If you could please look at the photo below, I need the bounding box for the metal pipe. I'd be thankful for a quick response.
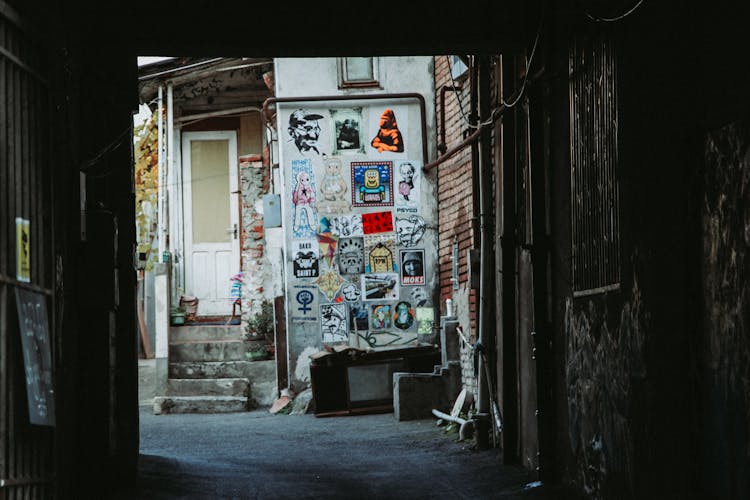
[476,56,496,421]
[167,83,175,289]
[157,85,165,257]
[261,93,429,165]
[175,105,262,124]
[438,84,462,154]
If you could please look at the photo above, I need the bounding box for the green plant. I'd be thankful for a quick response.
[246,300,275,341]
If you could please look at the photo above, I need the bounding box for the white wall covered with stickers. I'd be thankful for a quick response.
[274,57,438,392]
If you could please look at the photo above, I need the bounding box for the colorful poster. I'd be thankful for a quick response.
[291,284,319,323]
[416,307,434,334]
[364,234,396,273]
[287,109,324,155]
[362,211,394,234]
[393,301,416,331]
[329,214,363,237]
[351,161,393,207]
[394,160,420,209]
[319,156,350,213]
[370,108,405,154]
[362,273,399,301]
[394,215,426,247]
[400,249,425,286]
[337,237,365,275]
[331,108,365,155]
[314,269,344,302]
[349,302,369,331]
[292,240,319,278]
[370,303,393,330]
[320,303,348,343]
[291,159,319,238]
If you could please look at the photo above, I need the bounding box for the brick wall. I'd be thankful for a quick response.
[240,159,272,335]
[434,56,478,398]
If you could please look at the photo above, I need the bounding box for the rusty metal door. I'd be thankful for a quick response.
[0,2,55,497]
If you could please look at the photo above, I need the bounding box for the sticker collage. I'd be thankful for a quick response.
[286,105,434,348]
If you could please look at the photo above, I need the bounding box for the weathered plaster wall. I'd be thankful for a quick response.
[275,57,437,391]
[701,122,750,499]
[240,159,276,332]
[564,272,648,499]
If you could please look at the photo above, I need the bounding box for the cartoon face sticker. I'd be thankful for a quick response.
[395,215,426,247]
[393,301,415,330]
[337,237,364,275]
[364,169,380,189]
[340,282,361,302]
[370,304,392,330]
[288,109,323,154]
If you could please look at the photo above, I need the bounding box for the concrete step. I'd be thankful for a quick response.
[169,359,275,380]
[153,396,247,414]
[166,378,248,397]
[170,324,243,342]
[249,379,277,408]
[169,339,247,362]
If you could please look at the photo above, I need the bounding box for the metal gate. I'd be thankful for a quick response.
[0,2,55,497]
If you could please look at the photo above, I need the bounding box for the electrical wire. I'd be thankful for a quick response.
[444,5,544,131]
[585,0,644,22]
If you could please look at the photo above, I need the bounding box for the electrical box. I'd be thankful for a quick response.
[263,194,282,228]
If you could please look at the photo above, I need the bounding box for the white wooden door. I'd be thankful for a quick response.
[182,131,239,316]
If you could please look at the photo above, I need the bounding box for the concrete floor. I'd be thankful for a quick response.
[114,406,559,499]
[131,358,558,499]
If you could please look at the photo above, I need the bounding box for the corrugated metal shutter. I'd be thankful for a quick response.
[569,34,621,296]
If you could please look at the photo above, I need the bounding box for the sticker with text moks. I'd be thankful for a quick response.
[400,249,425,286]
[351,161,393,207]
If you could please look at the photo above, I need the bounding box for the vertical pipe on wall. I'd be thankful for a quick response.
[156,86,164,258]
[167,83,175,301]
[477,55,496,424]
[500,54,519,463]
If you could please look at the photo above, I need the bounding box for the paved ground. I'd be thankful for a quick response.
[115,404,558,499]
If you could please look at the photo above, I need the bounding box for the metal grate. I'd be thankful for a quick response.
[1,3,55,498]
[569,35,621,296]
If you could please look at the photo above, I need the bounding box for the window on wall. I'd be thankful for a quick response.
[338,57,379,88]
[569,35,621,296]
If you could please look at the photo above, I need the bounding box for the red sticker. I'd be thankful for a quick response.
[362,211,394,234]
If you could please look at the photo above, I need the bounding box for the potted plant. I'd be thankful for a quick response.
[170,306,186,326]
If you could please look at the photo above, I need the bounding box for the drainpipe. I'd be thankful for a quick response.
[167,83,176,301]
[157,85,165,258]
[476,55,496,444]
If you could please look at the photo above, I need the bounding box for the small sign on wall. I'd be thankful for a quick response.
[14,288,55,426]
[16,217,30,283]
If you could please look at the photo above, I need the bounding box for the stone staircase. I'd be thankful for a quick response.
[153,324,276,414]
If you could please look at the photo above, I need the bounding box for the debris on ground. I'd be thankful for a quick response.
[269,388,295,414]
[289,388,313,415]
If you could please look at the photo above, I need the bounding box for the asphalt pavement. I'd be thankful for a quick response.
[112,405,560,499]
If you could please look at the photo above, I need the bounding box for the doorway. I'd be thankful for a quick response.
[181,131,240,317]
